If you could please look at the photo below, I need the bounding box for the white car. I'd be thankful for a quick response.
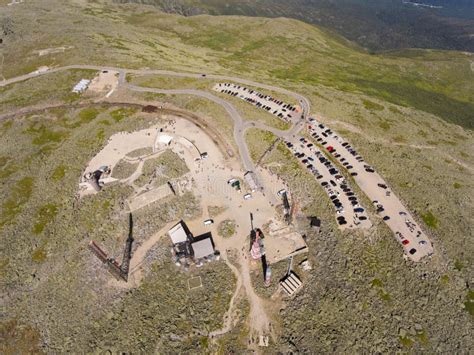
[203,219,214,226]
[243,193,252,200]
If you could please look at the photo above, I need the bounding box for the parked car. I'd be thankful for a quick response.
[203,219,214,226]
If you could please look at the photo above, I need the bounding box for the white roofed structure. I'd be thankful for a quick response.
[168,222,188,245]
[191,237,214,259]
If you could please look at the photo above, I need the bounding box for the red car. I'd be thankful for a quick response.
[402,239,410,245]
[327,146,334,152]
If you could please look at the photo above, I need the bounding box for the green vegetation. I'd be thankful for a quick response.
[126,147,153,158]
[245,129,278,163]
[135,150,189,187]
[421,211,439,229]
[51,165,67,181]
[453,182,462,189]
[1,177,34,230]
[399,336,414,347]
[111,159,138,179]
[464,290,474,316]
[32,204,59,234]
[0,70,95,115]
[363,99,385,112]
[109,107,138,122]
[3,1,473,129]
[78,108,100,124]
[31,244,47,263]
[455,260,464,271]
[217,219,236,238]
[207,205,227,218]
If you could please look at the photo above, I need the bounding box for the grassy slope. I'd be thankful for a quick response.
[0,0,473,352]
[0,0,473,129]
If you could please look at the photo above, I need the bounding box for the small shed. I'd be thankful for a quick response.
[168,222,189,245]
[244,171,259,192]
[191,237,215,260]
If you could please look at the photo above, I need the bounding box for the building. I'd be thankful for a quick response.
[72,79,91,93]
[191,234,215,260]
[168,221,190,245]
[244,171,259,192]
[168,223,216,267]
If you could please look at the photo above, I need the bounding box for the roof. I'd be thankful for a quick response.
[158,134,173,145]
[191,238,214,259]
[244,171,258,191]
[168,222,188,244]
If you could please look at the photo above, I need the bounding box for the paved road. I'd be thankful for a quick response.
[1,65,309,204]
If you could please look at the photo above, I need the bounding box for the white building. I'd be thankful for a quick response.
[244,171,259,192]
[168,222,189,245]
[72,79,91,93]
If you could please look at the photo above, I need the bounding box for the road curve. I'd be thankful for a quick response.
[1,64,310,204]
[0,65,310,119]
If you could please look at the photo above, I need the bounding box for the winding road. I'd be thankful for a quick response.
[1,65,309,205]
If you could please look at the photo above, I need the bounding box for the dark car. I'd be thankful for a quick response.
[409,248,417,255]
[321,181,328,187]
[346,192,354,197]
[302,159,308,164]
[351,200,358,206]
[338,219,347,225]
[359,216,367,221]
[383,216,390,221]
[354,207,364,213]
[378,183,388,189]
[330,180,337,187]
[330,195,338,200]
[351,172,358,176]
[316,175,323,179]
[329,168,338,175]
[348,196,357,201]
[342,142,348,147]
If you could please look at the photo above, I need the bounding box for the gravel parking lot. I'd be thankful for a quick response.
[284,137,372,230]
[214,83,303,123]
[308,118,434,261]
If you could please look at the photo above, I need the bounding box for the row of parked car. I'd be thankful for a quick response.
[286,137,368,226]
[216,83,297,122]
[307,118,434,258]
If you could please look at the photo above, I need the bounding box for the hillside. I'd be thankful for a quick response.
[114,0,474,52]
[0,0,473,353]
[1,1,473,129]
